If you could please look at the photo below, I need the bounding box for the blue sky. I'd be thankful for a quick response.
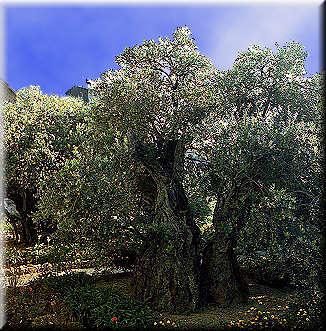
[4,3,322,97]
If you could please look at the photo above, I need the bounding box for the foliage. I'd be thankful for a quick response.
[43,271,93,295]
[186,40,324,292]
[236,186,323,289]
[5,242,52,267]
[87,26,221,251]
[92,26,218,143]
[5,271,94,329]
[3,86,92,243]
[1,86,138,267]
[4,240,323,329]
[5,240,99,276]
[32,108,143,269]
[190,41,323,206]
[66,283,159,329]
[216,42,321,122]
[4,86,90,194]
[34,26,222,274]
[3,27,324,318]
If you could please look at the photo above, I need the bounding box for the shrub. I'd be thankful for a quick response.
[66,283,159,329]
[3,86,92,244]
[42,271,93,296]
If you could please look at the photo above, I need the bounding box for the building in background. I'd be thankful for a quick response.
[65,79,97,103]
[65,85,89,103]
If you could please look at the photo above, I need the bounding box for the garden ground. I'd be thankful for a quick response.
[2,239,323,330]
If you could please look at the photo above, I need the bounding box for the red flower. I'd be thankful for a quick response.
[29,287,33,292]
[111,317,118,322]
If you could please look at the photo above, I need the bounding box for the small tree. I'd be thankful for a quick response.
[3,86,91,244]
[34,113,142,269]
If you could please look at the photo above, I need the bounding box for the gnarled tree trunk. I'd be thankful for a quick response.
[200,199,249,306]
[8,190,38,245]
[132,138,201,313]
[11,221,22,243]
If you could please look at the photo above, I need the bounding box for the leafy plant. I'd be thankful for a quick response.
[66,283,159,328]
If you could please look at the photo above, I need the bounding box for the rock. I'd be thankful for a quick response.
[3,198,21,218]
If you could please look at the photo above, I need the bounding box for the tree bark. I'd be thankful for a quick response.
[22,218,37,245]
[11,221,21,243]
[21,190,38,245]
[132,138,201,313]
[200,199,249,306]
[9,190,38,245]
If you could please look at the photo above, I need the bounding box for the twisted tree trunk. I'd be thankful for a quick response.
[9,190,38,245]
[132,138,201,313]
[200,198,249,306]
[11,221,22,243]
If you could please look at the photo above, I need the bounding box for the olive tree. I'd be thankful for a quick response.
[33,113,145,270]
[7,30,322,317]
[3,86,91,244]
[91,26,219,312]
[188,42,323,306]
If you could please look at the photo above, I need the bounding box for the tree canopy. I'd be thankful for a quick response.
[3,27,324,314]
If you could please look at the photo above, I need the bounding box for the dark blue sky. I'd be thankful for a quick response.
[4,4,321,97]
